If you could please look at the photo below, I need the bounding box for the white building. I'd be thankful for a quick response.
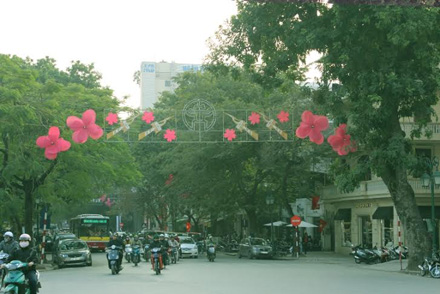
[140,61,202,109]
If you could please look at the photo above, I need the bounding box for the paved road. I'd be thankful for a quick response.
[38,252,439,294]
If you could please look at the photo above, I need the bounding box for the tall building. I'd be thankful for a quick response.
[140,61,202,109]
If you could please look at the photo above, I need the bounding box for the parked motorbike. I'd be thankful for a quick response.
[124,244,132,263]
[351,245,380,264]
[2,260,41,294]
[107,245,123,275]
[207,245,216,262]
[131,245,141,266]
[419,254,440,278]
[150,247,162,275]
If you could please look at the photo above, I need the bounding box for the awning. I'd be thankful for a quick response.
[286,221,318,228]
[334,208,351,222]
[418,206,440,219]
[263,221,287,227]
[372,207,394,220]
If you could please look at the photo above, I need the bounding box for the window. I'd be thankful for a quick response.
[165,80,171,87]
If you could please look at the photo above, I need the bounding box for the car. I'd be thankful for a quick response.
[52,233,78,251]
[238,237,273,259]
[179,237,198,258]
[53,239,92,268]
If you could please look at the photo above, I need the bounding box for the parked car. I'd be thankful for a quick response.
[238,237,273,259]
[53,239,92,268]
[179,237,198,258]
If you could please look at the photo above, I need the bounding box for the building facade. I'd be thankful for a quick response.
[320,117,440,254]
[140,61,202,109]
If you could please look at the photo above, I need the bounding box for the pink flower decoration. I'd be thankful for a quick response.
[99,195,107,202]
[327,124,357,156]
[224,129,236,141]
[106,112,118,125]
[36,126,71,160]
[277,110,290,123]
[248,112,261,125]
[142,111,155,124]
[164,129,176,142]
[295,110,329,145]
[66,109,103,144]
[105,198,112,208]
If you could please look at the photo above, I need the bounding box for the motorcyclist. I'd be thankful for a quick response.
[0,231,19,255]
[149,234,164,269]
[107,233,124,270]
[161,234,170,265]
[5,234,39,294]
[170,236,180,261]
[131,235,143,247]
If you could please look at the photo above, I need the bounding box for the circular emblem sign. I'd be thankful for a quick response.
[182,99,216,132]
[290,215,302,227]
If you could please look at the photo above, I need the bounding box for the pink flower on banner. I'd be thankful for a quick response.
[277,110,290,123]
[295,110,329,145]
[248,112,261,125]
[164,129,176,142]
[106,112,118,125]
[105,198,112,208]
[36,126,71,160]
[327,124,357,156]
[99,195,107,202]
[142,111,155,124]
[66,109,103,144]
[224,129,236,141]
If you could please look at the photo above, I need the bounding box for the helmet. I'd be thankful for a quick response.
[153,234,159,240]
[159,234,164,238]
[3,231,13,238]
[19,234,31,241]
[164,234,169,238]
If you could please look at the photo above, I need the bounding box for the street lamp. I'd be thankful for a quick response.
[266,194,275,246]
[421,156,440,256]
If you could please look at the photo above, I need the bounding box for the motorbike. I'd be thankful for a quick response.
[107,245,123,275]
[131,245,141,266]
[124,244,132,263]
[2,260,41,294]
[0,252,9,282]
[150,247,162,275]
[143,244,151,261]
[419,254,440,278]
[171,247,178,264]
[207,245,216,262]
[351,245,380,264]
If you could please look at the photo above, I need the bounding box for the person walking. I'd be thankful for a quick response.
[303,232,309,255]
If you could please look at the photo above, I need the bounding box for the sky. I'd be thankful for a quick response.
[0,0,238,109]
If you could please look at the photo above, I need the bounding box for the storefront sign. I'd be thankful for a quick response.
[355,203,372,208]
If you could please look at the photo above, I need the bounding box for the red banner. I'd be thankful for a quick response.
[312,196,320,210]
[318,219,327,233]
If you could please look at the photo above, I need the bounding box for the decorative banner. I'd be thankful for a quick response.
[138,117,173,140]
[295,110,329,145]
[223,129,237,141]
[36,126,71,160]
[66,109,103,144]
[248,112,261,125]
[226,113,259,141]
[318,219,327,233]
[259,112,288,140]
[312,196,320,210]
[106,112,118,125]
[107,121,130,139]
[277,110,290,123]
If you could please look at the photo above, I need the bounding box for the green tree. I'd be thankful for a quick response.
[0,54,141,235]
[207,2,440,269]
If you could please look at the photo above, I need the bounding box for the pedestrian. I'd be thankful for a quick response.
[303,232,309,255]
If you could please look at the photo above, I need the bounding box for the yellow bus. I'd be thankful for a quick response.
[70,214,110,251]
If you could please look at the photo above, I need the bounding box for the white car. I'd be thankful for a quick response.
[179,237,198,258]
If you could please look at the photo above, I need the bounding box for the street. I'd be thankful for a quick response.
[38,252,439,294]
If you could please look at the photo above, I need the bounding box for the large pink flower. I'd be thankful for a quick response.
[36,126,71,160]
[328,124,356,156]
[295,111,329,145]
[66,109,103,144]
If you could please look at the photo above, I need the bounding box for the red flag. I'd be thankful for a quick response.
[312,196,320,210]
[318,219,327,233]
[165,174,174,185]
[186,222,191,232]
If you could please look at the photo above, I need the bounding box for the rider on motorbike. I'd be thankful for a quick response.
[0,231,19,255]
[131,235,143,247]
[5,234,39,294]
[107,233,124,270]
[160,234,170,265]
[150,234,164,269]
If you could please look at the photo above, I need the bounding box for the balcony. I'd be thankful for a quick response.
[401,122,440,142]
[321,178,437,202]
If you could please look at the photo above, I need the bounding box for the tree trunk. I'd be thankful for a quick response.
[24,187,33,237]
[245,208,258,236]
[381,162,431,270]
